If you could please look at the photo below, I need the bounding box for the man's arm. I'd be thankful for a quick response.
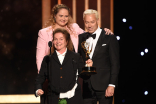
[109,35,120,85]
[106,35,120,97]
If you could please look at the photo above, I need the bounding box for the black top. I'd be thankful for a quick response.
[35,49,84,95]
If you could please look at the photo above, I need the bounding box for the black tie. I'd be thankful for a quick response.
[88,33,96,39]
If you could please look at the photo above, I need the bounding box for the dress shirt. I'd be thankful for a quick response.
[87,27,102,59]
[55,48,67,64]
[86,27,115,88]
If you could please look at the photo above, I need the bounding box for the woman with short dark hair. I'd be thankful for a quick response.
[35,28,92,104]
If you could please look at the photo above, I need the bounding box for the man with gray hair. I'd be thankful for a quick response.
[78,9,120,104]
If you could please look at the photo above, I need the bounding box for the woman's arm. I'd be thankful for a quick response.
[36,30,48,73]
[104,28,114,35]
[72,23,85,35]
[73,23,114,35]
[35,56,48,96]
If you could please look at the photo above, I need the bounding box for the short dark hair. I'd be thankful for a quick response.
[51,28,73,54]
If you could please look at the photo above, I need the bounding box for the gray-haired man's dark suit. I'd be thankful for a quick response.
[78,29,120,104]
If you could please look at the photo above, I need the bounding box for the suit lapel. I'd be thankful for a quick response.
[92,29,105,59]
[62,50,71,66]
[52,51,61,65]
[81,32,90,42]
[52,50,72,66]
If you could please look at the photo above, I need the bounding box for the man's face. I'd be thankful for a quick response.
[84,14,99,34]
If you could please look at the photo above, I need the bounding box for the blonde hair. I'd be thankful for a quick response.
[83,9,99,20]
[44,4,74,34]
[51,28,73,54]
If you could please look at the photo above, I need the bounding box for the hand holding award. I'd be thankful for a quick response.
[80,40,97,75]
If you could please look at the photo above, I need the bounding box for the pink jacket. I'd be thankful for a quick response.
[36,23,84,72]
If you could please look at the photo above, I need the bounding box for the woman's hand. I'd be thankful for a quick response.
[37,89,44,96]
[104,28,114,35]
[86,59,93,67]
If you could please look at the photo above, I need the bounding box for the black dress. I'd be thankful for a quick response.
[35,50,84,104]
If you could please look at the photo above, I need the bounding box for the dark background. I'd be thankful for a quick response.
[0,0,41,94]
[114,0,155,104]
[0,0,155,104]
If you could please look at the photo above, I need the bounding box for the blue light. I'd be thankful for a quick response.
[122,99,125,103]
[129,26,133,30]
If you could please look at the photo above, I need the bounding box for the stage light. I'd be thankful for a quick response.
[116,36,120,40]
[140,51,144,56]
[144,48,148,53]
[0,94,40,103]
[129,26,132,30]
[122,18,126,23]
[144,91,148,95]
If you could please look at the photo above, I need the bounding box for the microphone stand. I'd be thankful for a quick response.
[48,41,52,79]
[47,41,52,104]
[48,41,52,55]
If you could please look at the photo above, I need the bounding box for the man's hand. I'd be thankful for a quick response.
[105,86,115,97]
[104,28,114,35]
[37,89,44,96]
[86,59,93,67]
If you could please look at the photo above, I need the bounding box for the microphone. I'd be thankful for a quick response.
[48,41,52,55]
[48,41,52,47]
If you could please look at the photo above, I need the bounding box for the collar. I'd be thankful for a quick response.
[56,48,67,56]
[92,27,101,35]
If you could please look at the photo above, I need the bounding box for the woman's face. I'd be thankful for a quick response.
[53,32,67,52]
[55,8,69,27]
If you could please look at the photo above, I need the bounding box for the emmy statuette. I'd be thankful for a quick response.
[80,41,97,75]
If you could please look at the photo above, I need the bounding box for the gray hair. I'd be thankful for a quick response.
[83,9,99,20]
